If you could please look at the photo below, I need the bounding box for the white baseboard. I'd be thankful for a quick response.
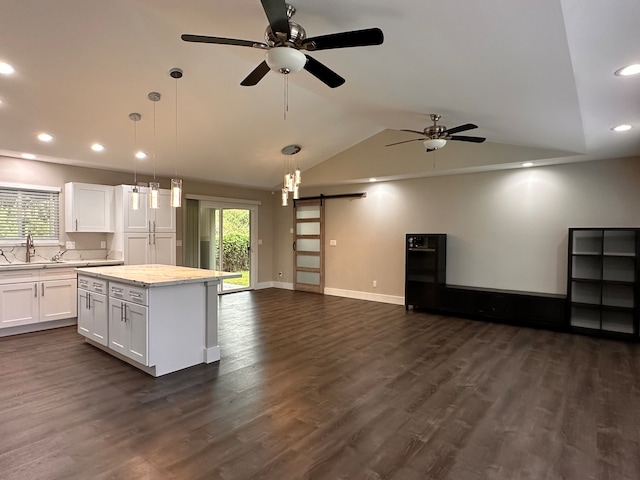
[204,345,221,363]
[256,281,274,289]
[269,282,404,305]
[323,287,404,305]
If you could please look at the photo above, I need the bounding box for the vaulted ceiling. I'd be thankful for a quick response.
[0,0,638,189]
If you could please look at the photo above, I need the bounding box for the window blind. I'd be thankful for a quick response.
[0,186,60,242]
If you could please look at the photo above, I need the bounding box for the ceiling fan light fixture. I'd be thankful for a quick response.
[614,64,640,76]
[266,47,306,74]
[423,138,447,150]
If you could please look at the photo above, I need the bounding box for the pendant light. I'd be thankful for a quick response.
[148,91,161,209]
[169,67,183,208]
[281,144,302,206]
[128,112,142,210]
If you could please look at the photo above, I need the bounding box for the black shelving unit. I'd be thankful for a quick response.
[568,228,640,338]
[405,234,446,310]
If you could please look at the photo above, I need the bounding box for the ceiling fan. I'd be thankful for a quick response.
[386,114,486,152]
[181,0,383,88]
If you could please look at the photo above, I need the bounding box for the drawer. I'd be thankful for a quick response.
[0,269,39,285]
[110,282,148,306]
[78,275,107,294]
[39,267,76,281]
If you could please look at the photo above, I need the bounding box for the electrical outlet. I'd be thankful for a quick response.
[65,241,75,250]
[373,280,377,287]
[258,239,263,245]
[100,241,106,249]
[278,272,283,277]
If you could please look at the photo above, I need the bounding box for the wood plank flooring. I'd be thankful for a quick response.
[1,288,640,479]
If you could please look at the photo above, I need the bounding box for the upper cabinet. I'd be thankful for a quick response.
[64,182,114,232]
[114,185,175,234]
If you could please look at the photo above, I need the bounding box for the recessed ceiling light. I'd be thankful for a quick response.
[37,133,53,142]
[21,153,36,160]
[135,151,147,159]
[0,62,15,75]
[91,143,105,152]
[612,124,632,132]
[522,162,534,167]
[369,178,377,182]
[614,64,640,76]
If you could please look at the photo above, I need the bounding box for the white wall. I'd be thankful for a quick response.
[273,157,640,297]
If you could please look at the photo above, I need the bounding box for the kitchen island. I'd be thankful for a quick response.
[75,264,239,376]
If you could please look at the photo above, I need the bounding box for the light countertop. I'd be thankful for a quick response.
[75,264,241,288]
[0,259,123,272]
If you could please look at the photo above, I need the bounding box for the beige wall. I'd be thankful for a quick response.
[0,156,274,283]
[273,156,640,297]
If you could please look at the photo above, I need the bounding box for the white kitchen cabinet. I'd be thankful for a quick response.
[109,185,176,265]
[65,182,114,232]
[0,268,77,328]
[122,232,176,266]
[115,185,175,233]
[0,282,38,327]
[108,283,149,365]
[77,276,108,346]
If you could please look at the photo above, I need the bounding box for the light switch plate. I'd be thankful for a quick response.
[65,241,75,250]
[258,239,263,245]
[330,239,337,246]
[176,240,182,247]
[100,241,106,249]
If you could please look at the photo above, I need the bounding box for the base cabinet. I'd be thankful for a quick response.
[77,285,108,346]
[0,269,77,329]
[108,297,148,365]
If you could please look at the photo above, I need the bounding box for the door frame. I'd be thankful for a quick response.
[185,195,260,291]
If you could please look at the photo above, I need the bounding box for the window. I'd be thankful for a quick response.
[0,184,60,244]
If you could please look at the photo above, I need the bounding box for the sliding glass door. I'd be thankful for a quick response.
[195,202,256,292]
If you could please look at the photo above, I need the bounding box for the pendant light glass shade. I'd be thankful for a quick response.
[294,167,301,185]
[129,112,142,210]
[170,178,182,207]
[149,181,160,209]
[281,188,288,207]
[131,185,140,210]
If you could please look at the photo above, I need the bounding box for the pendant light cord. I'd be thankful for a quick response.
[174,75,178,177]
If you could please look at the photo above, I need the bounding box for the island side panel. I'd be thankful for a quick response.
[148,282,207,376]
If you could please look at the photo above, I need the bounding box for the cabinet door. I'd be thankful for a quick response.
[40,279,77,322]
[122,186,151,233]
[125,302,149,365]
[77,289,92,338]
[91,293,108,346]
[109,299,127,356]
[0,282,39,328]
[124,233,151,265]
[152,234,176,265]
[65,183,114,232]
[152,190,176,233]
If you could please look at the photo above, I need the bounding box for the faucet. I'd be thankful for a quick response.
[51,250,68,263]
[25,233,35,263]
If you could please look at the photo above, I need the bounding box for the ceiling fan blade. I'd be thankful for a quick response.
[449,135,486,143]
[385,138,424,147]
[443,123,478,135]
[181,34,267,49]
[302,28,384,51]
[240,61,271,86]
[260,0,290,37]
[304,56,345,88]
[400,129,426,135]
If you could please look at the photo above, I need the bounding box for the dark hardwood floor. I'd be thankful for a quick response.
[1,288,640,479]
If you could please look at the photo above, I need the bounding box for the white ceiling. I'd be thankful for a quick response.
[0,0,638,189]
